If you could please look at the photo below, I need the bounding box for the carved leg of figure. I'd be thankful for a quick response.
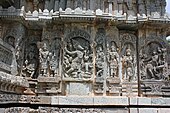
[50,70,54,77]
[110,68,113,77]
[40,69,43,76]
[43,69,47,77]
[66,68,74,74]
[85,63,89,73]
[30,71,34,78]
[54,69,58,77]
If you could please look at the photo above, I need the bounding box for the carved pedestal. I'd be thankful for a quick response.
[36,76,61,96]
[65,82,92,96]
[122,81,138,97]
[141,80,170,97]
[106,77,121,96]
[94,77,104,95]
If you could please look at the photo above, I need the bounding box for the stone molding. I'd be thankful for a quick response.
[0,6,169,23]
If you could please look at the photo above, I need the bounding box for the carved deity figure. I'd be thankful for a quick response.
[49,53,58,77]
[122,47,135,82]
[39,43,50,77]
[107,44,119,78]
[83,49,93,76]
[21,60,35,78]
[63,38,93,79]
[64,42,84,78]
[96,46,105,77]
[146,47,167,80]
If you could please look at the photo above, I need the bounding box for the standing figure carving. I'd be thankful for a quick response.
[106,43,119,78]
[49,53,58,77]
[96,46,105,78]
[122,46,136,82]
[39,43,50,77]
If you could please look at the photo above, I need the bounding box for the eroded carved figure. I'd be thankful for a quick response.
[39,43,50,77]
[21,60,35,78]
[122,46,136,82]
[63,37,93,79]
[96,46,105,78]
[49,53,58,77]
[106,43,119,78]
[143,47,168,80]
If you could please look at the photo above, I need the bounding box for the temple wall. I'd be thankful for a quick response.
[0,0,170,113]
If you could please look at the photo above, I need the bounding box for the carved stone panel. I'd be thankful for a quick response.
[120,33,137,82]
[139,35,170,96]
[94,28,106,95]
[63,29,93,81]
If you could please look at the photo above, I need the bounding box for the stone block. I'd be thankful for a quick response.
[130,97,138,105]
[58,96,93,105]
[39,96,51,104]
[130,108,138,113]
[151,98,166,106]
[66,82,91,95]
[93,97,128,105]
[138,97,151,105]
[139,108,158,113]
[51,96,59,105]
[103,108,129,113]
[0,108,5,113]
[158,108,170,113]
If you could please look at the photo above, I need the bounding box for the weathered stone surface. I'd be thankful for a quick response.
[93,97,128,105]
[0,0,169,112]
[138,108,158,113]
[66,82,91,95]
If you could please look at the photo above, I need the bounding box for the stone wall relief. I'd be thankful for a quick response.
[106,41,119,79]
[63,30,93,81]
[120,33,137,82]
[21,43,38,78]
[122,45,136,82]
[106,41,121,95]
[49,37,61,77]
[140,42,168,81]
[3,24,26,76]
[139,34,170,96]
[94,28,106,95]
[140,0,166,16]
